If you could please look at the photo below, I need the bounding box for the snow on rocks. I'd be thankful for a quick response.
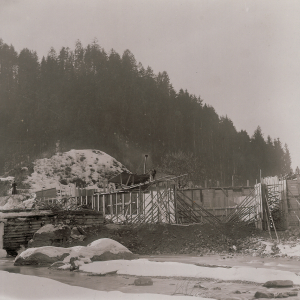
[14,245,70,265]
[14,238,137,266]
[0,271,213,300]
[24,149,129,193]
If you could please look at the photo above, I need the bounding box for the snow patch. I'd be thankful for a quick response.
[80,259,300,284]
[0,176,14,182]
[87,238,130,254]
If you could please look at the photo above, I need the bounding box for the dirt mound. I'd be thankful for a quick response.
[70,223,263,255]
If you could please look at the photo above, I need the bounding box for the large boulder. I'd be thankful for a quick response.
[254,291,274,298]
[263,280,293,288]
[28,224,71,247]
[14,246,70,266]
[134,277,153,286]
[86,238,138,261]
[15,238,137,266]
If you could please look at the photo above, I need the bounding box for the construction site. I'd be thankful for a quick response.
[1,170,300,253]
[1,155,300,300]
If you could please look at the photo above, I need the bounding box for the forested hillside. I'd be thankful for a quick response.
[0,39,292,186]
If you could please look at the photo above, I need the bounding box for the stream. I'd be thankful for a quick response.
[1,254,300,298]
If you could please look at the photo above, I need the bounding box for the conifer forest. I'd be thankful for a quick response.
[0,39,292,186]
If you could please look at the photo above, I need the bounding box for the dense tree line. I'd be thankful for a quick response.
[0,39,292,186]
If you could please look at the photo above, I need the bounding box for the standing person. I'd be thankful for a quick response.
[150,169,156,181]
[12,181,17,195]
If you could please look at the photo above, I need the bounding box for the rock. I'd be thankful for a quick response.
[287,291,298,296]
[274,292,289,298]
[263,280,293,288]
[87,238,138,262]
[70,257,79,271]
[14,247,70,266]
[134,277,153,286]
[70,228,86,241]
[71,227,81,236]
[76,226,86,235]
[90,251,137,261]
[233,290,241,294]
[28,224,71,247]
[254,291,274,298]
[70,234,85,241]
[194,283,207,289]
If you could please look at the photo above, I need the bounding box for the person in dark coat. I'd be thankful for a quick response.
[12,181,17,195]
[150,169,156,181]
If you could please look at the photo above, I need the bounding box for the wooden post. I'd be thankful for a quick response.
[97,194,100,211]
[283,180,289,230]
[167,182,170,223]
[247,180,249,187]
[261,184,268,231]
[151,189,154,223]
[142,191,145,223]
[260,169,262,183]
[137,192,139,223]
[128,192,132,223]
[122,193,125,217]
[116,193,119,223]
[102,195,106,218]
[110,194,113,215]
[130,193,132,223]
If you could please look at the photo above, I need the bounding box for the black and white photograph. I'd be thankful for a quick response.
[0,0,300,299]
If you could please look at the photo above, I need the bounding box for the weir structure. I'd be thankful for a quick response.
[73,175,258,227]
[72,175,300,230]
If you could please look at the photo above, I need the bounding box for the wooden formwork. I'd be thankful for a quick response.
[92,184,176,224]
[89,180,258,226]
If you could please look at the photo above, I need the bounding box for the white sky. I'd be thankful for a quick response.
[0,0,299,169]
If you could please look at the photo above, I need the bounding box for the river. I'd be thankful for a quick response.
[1,254,300,298]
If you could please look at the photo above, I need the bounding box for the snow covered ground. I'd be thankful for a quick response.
[0,270,213,300]
[262,240,300,258]
[24,149,129,193]
[79,258,300,285]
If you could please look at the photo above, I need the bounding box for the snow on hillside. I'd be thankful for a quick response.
[24,149,129,193]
